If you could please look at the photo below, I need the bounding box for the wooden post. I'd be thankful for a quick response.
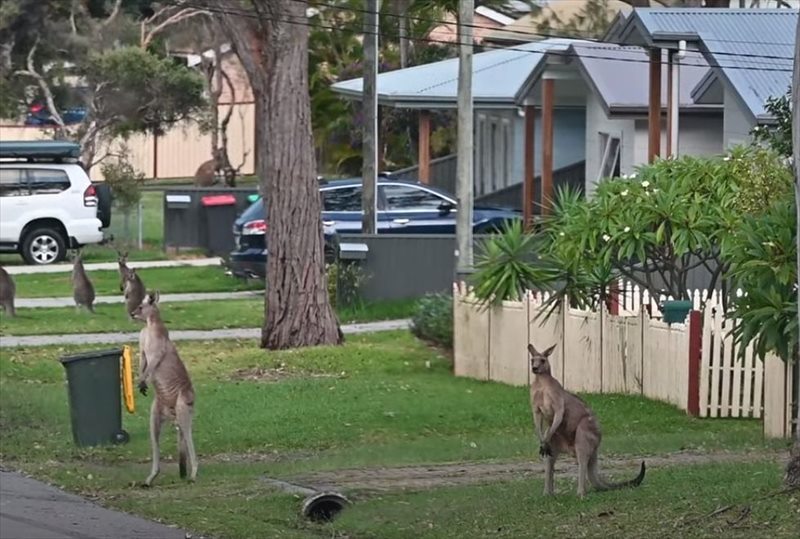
[666,50,674,157]
[687,310,702,416]
[523,105,536,230]
[361,0,380,235]
[418,110,431,184]
[153,133,159,179]
[648,48,662,163]
[541,78,554,215]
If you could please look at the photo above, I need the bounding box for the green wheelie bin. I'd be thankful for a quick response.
[60,349,130,447]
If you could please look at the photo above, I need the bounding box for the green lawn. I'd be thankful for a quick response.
[0,298,415,335]
[10,265,263,299]
[0,332,793,539]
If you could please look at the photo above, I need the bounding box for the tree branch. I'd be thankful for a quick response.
[141,8,209,49]
[15,39,66,134]
[101,0,123,28]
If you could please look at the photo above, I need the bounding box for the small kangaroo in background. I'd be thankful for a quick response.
[0,265,16,317]
[71,250,95,313]
[133,291,198,486]
[123,267,146,320]
[528,343,645,497]
[117,251,130,292]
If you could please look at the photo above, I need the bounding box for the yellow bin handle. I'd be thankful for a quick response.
[121,345,135,414]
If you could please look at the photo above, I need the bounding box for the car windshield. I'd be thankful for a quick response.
[239,199,266,221]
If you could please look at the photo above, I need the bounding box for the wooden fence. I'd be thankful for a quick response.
[0,102,255,181]
[453,283,794,439]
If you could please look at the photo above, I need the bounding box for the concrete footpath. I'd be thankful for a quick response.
[0,319,411,348]
[16,290,261,309]
[0,470,187,539]
[4,257,223,275]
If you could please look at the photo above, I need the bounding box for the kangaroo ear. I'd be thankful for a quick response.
[153,290,160,304]
[527,343,538,356]
[543,344,557,357]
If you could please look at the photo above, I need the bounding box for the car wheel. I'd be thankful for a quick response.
[21,228,67,265]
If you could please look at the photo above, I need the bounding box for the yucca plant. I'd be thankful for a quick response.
[470,220,553,308]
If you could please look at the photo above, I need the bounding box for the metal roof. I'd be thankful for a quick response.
[568,44,719,113]
[0,140,81,160]
[330,38,584,109]
[614,8,796,121]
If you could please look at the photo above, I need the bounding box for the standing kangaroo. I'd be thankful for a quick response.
[117,251,130,292]
[528,343,645,497]
[71,251,95,313]
[0,265,16,317]
[123,267,146,320]
[133,292,198,486]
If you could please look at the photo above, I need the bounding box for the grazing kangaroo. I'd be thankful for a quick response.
[117,251,130,291]
[528,343,645,497]
[71,251,95,313]
[0,265,16,317]
[123,267,146,320]
[133,291,198,486]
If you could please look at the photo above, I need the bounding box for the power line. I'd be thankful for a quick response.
[168,1,793,73]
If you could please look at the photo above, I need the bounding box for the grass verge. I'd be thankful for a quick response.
[0,298,415,336]
[9,265,262,299]
[0,332,793,539]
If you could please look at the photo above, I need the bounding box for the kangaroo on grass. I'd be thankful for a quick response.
[71,250,95,313]
[122,267,146,319]
[133,291,198,486]
[0,265,16,317]
[117,250,130,291]
[528,343,645,497]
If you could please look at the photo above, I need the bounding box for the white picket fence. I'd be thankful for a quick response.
[453,282,794,439]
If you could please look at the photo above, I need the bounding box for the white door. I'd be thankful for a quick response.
[0,168,31,243]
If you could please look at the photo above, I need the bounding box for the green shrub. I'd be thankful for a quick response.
[326,262,367,308]
[410,293,453,349]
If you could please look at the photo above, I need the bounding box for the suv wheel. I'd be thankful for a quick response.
[21,228,67,265]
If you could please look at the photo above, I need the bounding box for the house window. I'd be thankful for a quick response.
[597,133,621,182]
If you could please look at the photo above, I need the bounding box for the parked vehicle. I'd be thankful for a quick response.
[228,177,520,279]
[24,102,87,126]
[0,141,112,265]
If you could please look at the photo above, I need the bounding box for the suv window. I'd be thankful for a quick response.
[322,186,361,212]
[28,169,71,194]
[382,184,447,211]
[0,168,29,197]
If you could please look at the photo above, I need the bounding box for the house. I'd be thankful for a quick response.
[427,6,515,45]
[606,7,796,156]
[331,38,591,205]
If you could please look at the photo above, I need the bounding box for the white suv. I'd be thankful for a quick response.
[0,141,111,264]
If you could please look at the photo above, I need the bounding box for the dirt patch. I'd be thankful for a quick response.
[282,450,786,494]
[229,367,344,383]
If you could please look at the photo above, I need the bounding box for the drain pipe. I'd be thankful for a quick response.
[261,477,349,522]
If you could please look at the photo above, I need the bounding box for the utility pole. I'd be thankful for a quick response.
[792,14,800,442]
[455,0,474,281]
[362,0,380,235]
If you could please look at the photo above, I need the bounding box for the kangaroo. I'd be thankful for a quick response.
[117,250,130,292]
[528,343,645,497]
[123,267,146,320]
[193,157,219,187]
[71,251,95,313]
[0,265,16,317]
[133,291,198,487]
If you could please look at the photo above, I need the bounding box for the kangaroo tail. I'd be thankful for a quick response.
[588,456,646,491]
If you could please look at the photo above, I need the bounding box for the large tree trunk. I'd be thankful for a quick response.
[217,0,342,349]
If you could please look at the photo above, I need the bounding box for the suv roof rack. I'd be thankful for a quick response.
[0,140,81,161]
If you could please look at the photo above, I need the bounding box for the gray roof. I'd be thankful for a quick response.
[568,44,718,113]
[613,8,796,121]
[330,38,584,109]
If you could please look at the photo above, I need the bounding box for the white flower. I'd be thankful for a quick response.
[641,180,650,188]
[559,231,565,237]
[620,190,629,197]
[602,234,611,242]
[652,188,659,193]
[723,156,731,162]
[623,226,631,233]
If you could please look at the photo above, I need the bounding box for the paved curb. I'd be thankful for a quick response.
[0,319,411,348]
[16,290,262,309]
[0,470,188,539]
[4,257,223,275]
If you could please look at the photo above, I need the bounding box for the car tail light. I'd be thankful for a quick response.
[30,103,44,113]
[83,184,98,207]
[242,219,267,235]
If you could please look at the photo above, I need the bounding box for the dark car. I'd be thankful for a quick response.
[24,102,87,126]
[228,197,339,279]
[229,178,520,279]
